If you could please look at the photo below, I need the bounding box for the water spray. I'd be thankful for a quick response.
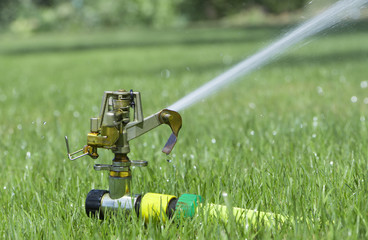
[168,0,368,112]
[65,90,284,226]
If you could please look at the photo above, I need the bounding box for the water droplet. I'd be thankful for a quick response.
[249,103,256,109]
[361,81,368,88]
[317,86,324,95]
[73,111,80,118]
[161,69,171,79]
[21,142,27,150]
[162,90,168,97]
[92,105,99,112]
[211,138,216,144]
[351,96,358,103]
[53,110,60,117]
[312,116,318,127]
[222,55,233,65]
[0,94,7,102]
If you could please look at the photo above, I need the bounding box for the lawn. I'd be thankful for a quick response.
[1,20,368,239]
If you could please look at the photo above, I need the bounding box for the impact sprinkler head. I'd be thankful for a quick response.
[64,89,182,216]
[65,90,182,160]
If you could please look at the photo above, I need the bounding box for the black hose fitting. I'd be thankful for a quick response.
[85,189,108,219]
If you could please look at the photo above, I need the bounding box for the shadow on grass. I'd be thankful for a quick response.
[1,19,367,56]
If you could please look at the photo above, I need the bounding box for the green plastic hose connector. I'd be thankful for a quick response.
[175,194,203,219]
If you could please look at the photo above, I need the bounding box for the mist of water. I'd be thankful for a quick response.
[168,0,368,112]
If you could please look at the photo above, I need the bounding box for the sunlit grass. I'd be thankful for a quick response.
[0,21,368,238]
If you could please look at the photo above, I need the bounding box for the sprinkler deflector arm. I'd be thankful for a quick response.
[126,109,182,154]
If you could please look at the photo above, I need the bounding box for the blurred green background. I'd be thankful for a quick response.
[0,0,311,34]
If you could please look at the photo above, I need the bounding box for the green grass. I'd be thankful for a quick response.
[1,20,368,239]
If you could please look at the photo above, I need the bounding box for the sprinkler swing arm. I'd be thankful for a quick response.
[65,89,285,225]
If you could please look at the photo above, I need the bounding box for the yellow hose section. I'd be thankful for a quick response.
[140,193,176,223]
[202,203,286,227]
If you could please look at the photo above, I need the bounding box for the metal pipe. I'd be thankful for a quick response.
[100,194,140,213]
